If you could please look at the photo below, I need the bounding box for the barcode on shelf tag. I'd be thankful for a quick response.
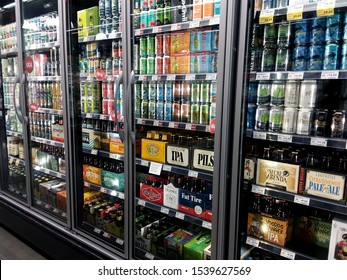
[138,199,146,206]
[253,131,267,140]
[186,124,192,130]
[15,160,20,167]
[294,195,310,206]
[175,212,185,220]
[44,203,50,209]
[100,187,107,193]
[188,170,199,178]
[202,221,212,230]
[288,72,304,80]
[256,72,271,80]
[162,165,172,172]
[169,122,175,128]
[209,17,220,25]
[36,201,42,205]
[167,75,176,81]
[135,30,141,36]
[152,75,158,81]
[91,149,98,155]
[189,21,200,28]
[149,162,163,176]
[145,252,155,260]
[160,207,169,215]
[246,236,260,247]
[94,228,101,234]
[280,249,296,260]
[321,71,339,79]
[311,138,327,147]
[53,208,59,213]
[186,74,196,80]
[141,160,149,167]
[109,153,117,159]
[278,134,293,143]
[62,212,66,217]
[251,185,266,195]
[86,113,93,118]
[116,239,124,245]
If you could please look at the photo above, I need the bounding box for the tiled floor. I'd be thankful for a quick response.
[0,226,46,260]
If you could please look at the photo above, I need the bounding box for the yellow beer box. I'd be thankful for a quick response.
[141,139,168,164]
[77,9,87,38]
[256,159,300,193]
[83,164,102,186]
[109,133,124,154]
[304,170,346,202]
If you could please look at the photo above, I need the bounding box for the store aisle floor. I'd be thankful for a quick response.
[0,226,46,260]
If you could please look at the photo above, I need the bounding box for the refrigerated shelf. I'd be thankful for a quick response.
[250,70,347,81]
[0,49,18,57]
[29,108,63,115]
[81,112,115,121]
[7,131,23,138]
[31,136,65,148]
[78,32,122,43]
[136,73,217,82]
[83,148,125,161]
[136,198,212,230]
[135,248,162,260]
[84,181,125,200]
[80,74,120,82]
[32,164,66,179]
[27,76,61,82]
[2,77,17,82]
[25,41,60,51]
[34,199,67,219]
[8,156,25,166]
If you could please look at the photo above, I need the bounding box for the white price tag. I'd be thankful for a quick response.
[118,192,125,199]
[103,232,110,238]
[45,203,50,209]
[189,21,200,28]
[53,208,59,213]
[317,0,335,17]
[186,124,192,130]
[288,72,304,80]
[135,30,141,36]
[251,185,266,195]
[287,5,303,21]
[186,74,196,80]
[152,75,158,81]
[160,207,169,215]
[167,75,176,81]
[145,252,155,260]
[91,149,98,155]
[109,153,117,159]
[141,160,149,167]
[259,9,275,24]
[116,238,124,245]
[188,170,199,178]
[152,27,159,33]
[246,236,260,247]
[209,17,220,25]
[138,199,146,206]
[175,212,185,220]
[294,195,310,206]
[202,221,212,230]
[62,212,67,217]
[36,200,42,205]
[311,138,327,147]
[137,118,143,124]
[100,187,107,193]
[253,131,267,140]
[149,162,163,176]
[162,165,172,172]
[169,122,175,128]
[171,24,178,31]
[153,120,159,126]
[94,228,101,234]
[321,71,339,79]
[206,74,217,80]
[256,72,271,80]
[280,249,296,260]
[278,134,293,143]
[86,113,93,118]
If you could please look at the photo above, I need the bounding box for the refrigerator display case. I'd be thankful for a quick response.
[232,0,347,260]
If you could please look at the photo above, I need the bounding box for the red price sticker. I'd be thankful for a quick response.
[95,68,106,81]
[25,56,34,73]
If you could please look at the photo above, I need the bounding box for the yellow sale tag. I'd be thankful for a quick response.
[287,5,303,21]
[259,9,275,24]
[317,0,335,17]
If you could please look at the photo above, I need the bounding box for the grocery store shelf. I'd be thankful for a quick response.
[134,16,220,36]
[27,76,61,82]
[31,136,65,148]
[246,129,347,150]
[78,32,122,43]
[83,181,125,200]
[83,148,125,161]
[136,118,211,133]
[135,248,162,260]
[81,112,115,121]
[25,41,60,51]
[34,199,67,219]
[136,158,213,181]
[29,107,63,115]
[2,77,17,82]
[8,156,25,166]
[7,130,23,138]
[32,165,66,180]
[245,235,315,260]
[80,74,120,82]
[0,48,18,57]
[250,70,347,81]
[248,183,347,216]
[136,198,212,230]
[136,73,217,82]
[7,188,27,200]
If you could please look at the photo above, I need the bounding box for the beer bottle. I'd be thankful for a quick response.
[274,149,285,162]
[146,131,152,139]
[262,147,271,159]
[321,155,332,171]
[305,153,316,167]
[338,157,347,173]
[263,196,273,215]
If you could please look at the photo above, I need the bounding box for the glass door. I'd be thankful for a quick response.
[234,0,347,260]
[130,0,221,260]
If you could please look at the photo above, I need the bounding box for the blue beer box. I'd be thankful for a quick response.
[102,170,125,191]
[178,188,206,219]
[190,52,212,73]
[190,28,212,53]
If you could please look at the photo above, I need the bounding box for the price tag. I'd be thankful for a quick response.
[145,252,155,260]
[321,71,339,79]
[251,185,266,195]
[36,201,42,205]
[175,212,185,220]
[206,74,217,80]
[189,21,200,28]
[171,24,178,31]
[162,165,172,172]
[160,207,169,215]
[256,72,271,80]
[186,124,192,130]
[202,221,212,230]
[137,118,143,124]
[152,75,158,81]
[141,160,149,167]
[15,160,20,167]
[294,195,310,206]
[149,162,163,176]
[278,134,293,143]
[86,113,93,118]
[288,71,304,80]
[62,212,67,217]
[287,5,303,21]
[135,30,141,36]
[188,170,199,178]
[311,138,327,147]
[167,74,176,81]
[116,239,124,245]
[53,208,59,213]
[100,187,107,193]
[169,122,175,128]
[153,120,159,126]
[246,236,260,247]
[253,131,267,140]
[152,27,159,33]
[186,74,196,80]
[259,9,275,24]
[138,199,146,206]
[109,153,117,159]
[209,17,220,25]
[103,232,110,238]
[280,249,296,260]
[317,0,335,17]
[45,204,50,209]
[118,192,125,199]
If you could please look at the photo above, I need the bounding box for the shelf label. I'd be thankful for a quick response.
[138,199,146,206]
[186,74,196,80]
[168,122,175,128]
[118,192,125,199]
[100,187,107,193]
[137,118,143,124]
[53,208,59,213]
[152,75,158,81]
[160,207,169,215]
[206,73,217,80]
[175,212,185,220]
[9,158,14,164]
[91,149,98,155]
[317,0,335,17]
[259,9,275,24]
[186,124,192,130]
[36,200,42,205]
[15,160,20,167]
[287,5,303,21]
[321,70,339,79]
[311,138,327,147]
[188,170,199,178]
[278,134,293,143]
[167,74,176,81]
[294,195,310,206]
[253,131,267,140]
[145,252,155,260]
[94,228,101,234]
[171,24,178,31]
[189,21,200,28]
[149,162,163,176]
[202,221,212,230]
[280,249,296,260]
[141,160,150,167]
[162,165,172,172]
[116,238,124,245]
[256,72,271,80]
[209,17,220,25]
[246,236,260,247]
[152,27,159,33]
[288,71,304,80]
[103,232,110,238]
[153,120,159,126]
[251,185,266,195]
[109,153,118,159]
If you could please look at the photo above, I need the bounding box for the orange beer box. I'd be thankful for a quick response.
[170,31,191,54]
[256,159,300,193]
[109,132,124,154]
[83,164,102,185]
[170,53,191,74]
[303,170,346,202]
[247,212,294,247]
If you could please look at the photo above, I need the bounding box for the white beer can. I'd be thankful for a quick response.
[282,107,298,134]
[284,81,300,107]
[296,108,314,135]
[299,80,317,108]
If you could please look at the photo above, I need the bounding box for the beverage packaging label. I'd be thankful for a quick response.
[86,7,100,36]
[204,244,212,260]
[164,183,179,209]
[82,128,94,149]
[77,9,87,37]
[205,181,213,221]
[328,217,347,260]
[192,148,214,172]
[110,132,124,154]
[165,229,194,260]
[140,183,164,205]
[183,230,211,260]
[83,164,102,185]
[244,157,256,181]
[178,189,206,218]
[102,170,124,191]
[141,138,168,163]
[166,144,190,167]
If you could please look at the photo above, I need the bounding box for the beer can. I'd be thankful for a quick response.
[155,55,163,74]
[275,47,291,71]
[147,36,155,56]
[341,42,347,70]
[270,81,285,106]
[140,10,149,29]
[156,6,164,26]
[149,81,157,100]
[249,47,262,72]
[147,56,155,74]
[172,102,181,122]
[255,105,270,130]
[257,82,271,105]
[269,106,284,132]
[277,22,292,47]
[191,82,201,103]
[209,102,216,124]
[343,23,347,41]
[106,58,113,75]
[293,45,308,71]
[296,108,314,135]
[262,0,274,11]
[141,82,149,100]
[105,0,112,17]
[331,110,345,138]
[181,82,191,102]
[263,24,277,48]
[282,107,298,134]
[139,37,147,57]
[200,103,210,125]
[314,109,329,137]
[109,99,116,115]
[173,82,181,102]
[164,81,173,102]
[140,0,149,10]
[191,103,200,124]
[211,30,219,51]
[325,14,342,43]
[100,18,107,34]
[308,44,324,70]
[294,20,310,45]
[310,17,326,44]
[148,100,156,119]
[149,9,157,27]
[107,82,114,99]
[248,81,258,104]
[164,5,172,24]
[251,23,264,48]
[163,55,171,74]
[199,82,210,103]
[135,100,142,118]
[210,81,217,103]
[164,101,172,121]
[112,57,120,75]
[156,100,164,120]
[247,104,257,129]
[155,35,164,55]
[112,16,120,33]
[82,97,88,113]
[99,0,106,18]
[112,0,119,15]
[140,57,147,74]
[100,58,107,71]
[134,82,142,100]
[299,80,317,108]
[274,0,288,9]
[141,100,149,118]
[284,81,300,107]
[181,102,191,123]
[261,47,276,71]
[323,43,340,70]
[163,34,171,55]
[157,81,165,101]
[106,17,113,34]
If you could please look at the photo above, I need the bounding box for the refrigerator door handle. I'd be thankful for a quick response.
[12,76,24,124]
[114,73,124,142]
[125,70,136,144]
[19,74,28,125]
